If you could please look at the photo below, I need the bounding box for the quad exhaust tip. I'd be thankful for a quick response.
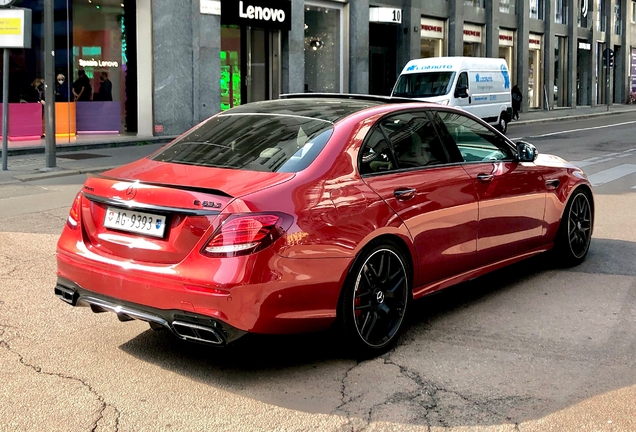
[172,321,225,345]
[55,284,78,305]
[55,283,231,346]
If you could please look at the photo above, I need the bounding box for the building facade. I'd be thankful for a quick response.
[1,0,634,141]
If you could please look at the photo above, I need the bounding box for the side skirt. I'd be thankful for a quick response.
[412,244,553,300]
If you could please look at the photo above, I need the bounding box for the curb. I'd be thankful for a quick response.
[13,165,119,182]
[1,136,177,158]
[512,107,636,126]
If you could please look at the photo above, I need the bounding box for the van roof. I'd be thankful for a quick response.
[401,56,509,74]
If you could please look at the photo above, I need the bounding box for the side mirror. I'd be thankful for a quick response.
[516,141,538,162]
[455,85,469,98]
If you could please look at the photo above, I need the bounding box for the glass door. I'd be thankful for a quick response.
[221,26,280,110]
[250,28,280,102]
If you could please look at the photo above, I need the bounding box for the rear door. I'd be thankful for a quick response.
[432,109,547,267]
[359,110,479,290]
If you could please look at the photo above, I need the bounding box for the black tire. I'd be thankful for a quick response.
[496,113,508,134]
[338,241,410,356]
[554,188,593,266]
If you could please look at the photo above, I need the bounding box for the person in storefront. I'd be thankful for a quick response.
[511,85,522,120]
[73,70,92,102]
[23,77,45,104]
[95,72,113,101]
[55,74,70,102]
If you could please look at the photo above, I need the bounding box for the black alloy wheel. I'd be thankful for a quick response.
[555,189,593,266]
[567,192,592,259]
[339,242,410,355]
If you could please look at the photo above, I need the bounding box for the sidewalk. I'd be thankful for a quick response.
[512,103,636,125]
[0,142,165,185]
[2,103,636,184]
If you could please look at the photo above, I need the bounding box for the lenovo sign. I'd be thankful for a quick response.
[221,0,291,30]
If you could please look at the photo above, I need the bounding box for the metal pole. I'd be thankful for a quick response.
[605,0,611,111]
[44,0,56,168]
[2,48,8,171]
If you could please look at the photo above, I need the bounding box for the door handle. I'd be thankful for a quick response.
[469,96,472,104]
[477,173,494,182]
[394,188,416,201]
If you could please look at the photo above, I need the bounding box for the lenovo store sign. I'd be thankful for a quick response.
[221,0,291,31]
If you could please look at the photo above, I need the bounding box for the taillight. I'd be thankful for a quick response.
[201,213,289,258]
[67,192,83,229]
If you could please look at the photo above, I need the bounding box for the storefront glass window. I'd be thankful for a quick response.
[0,0,137,148]
[421,39,443,58]
[528,49,542,108]
[463,43,481,57]
[499,47,514,79]
[304,3,342,93]
[220,26,241,111]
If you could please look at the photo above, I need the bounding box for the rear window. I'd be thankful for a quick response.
[151,114,333,173]
[392,71,456,98]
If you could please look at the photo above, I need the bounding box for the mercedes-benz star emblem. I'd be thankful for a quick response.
[376,291,385,304]
[125,185,137,200]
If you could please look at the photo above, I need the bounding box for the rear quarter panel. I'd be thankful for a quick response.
[232,106,418,268]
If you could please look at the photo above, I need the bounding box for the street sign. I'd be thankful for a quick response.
[603,48,615,68]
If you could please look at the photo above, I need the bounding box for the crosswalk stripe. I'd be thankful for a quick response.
[571,161,595,168]
[587,164,636,187]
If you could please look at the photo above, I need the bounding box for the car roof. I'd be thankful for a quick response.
[220,96,421,123]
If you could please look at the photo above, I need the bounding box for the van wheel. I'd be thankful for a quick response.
[496,114,508,134]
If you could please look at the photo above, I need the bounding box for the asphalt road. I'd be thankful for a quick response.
[1,115,635,431]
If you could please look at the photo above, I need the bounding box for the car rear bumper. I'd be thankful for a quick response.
[56,246,352,336]
[55,277,245,345]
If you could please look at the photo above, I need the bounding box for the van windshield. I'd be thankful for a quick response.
[392,72,456,98]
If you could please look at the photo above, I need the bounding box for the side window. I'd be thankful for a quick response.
[380,113,449,169]
[359,128,396,175]
[457,72,469,90]
[436,111,513,162]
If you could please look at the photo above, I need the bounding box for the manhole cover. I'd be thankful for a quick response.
[58,153,111,160]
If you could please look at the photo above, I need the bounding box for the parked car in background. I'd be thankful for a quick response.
[55,95,594,356]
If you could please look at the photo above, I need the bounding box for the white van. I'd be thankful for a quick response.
[392,57,513,133]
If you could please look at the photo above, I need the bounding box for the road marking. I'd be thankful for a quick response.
[522,120,636,139]
[587,164,636,186]
[570,149,636,169]
[570,161,595,168]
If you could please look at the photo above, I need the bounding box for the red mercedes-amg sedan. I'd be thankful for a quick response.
[55,95,593,355]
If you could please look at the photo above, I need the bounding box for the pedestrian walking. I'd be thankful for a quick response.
[511,85,522,120]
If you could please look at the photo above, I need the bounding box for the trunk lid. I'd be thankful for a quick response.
[79,159,295,264]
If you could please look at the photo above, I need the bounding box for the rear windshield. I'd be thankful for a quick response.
[151,114,333,173]
[392,71,456,98]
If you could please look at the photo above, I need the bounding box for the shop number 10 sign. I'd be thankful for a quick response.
[369,7,402,24]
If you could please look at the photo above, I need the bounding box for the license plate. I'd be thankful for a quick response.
[103,206,167,238]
